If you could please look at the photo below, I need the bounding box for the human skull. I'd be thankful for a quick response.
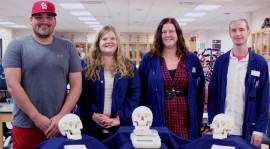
[210,114,234,139]
[132,106,153,130]
[58,113,83,140]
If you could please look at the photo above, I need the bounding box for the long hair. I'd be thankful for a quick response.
[151,17,188,58]
[85,26,134,81]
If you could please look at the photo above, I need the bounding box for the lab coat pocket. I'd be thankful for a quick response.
[249,76,259,98]
[193,77,200,93]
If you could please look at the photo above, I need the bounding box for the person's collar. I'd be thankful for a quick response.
[32,34,54,45]
[230,50,249,61]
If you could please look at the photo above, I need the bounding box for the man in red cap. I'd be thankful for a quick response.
[3,1,82,148]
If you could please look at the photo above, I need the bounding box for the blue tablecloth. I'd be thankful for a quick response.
[35,134,108,149]
[102,126,191,149]
[181,135,257,149]
[34,127,257,149]
[103,127,257,149]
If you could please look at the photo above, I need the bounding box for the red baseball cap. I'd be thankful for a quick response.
[31,0,57,16]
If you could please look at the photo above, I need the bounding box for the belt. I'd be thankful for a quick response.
[165,89,186,98]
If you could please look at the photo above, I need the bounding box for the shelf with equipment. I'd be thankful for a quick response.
[123,42,152,65]
[251,28,270,59]
[74,42,152,65]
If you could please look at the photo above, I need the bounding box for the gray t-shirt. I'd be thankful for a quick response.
[3,35,82,128]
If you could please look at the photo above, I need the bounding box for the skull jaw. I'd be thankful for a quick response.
[133,128,152,135]
[67,133,82,140]
[213,131,228,139]
[65,129,82,140]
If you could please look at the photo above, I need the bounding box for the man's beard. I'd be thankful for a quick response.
[35,33,51,38]
[34,24,53,38]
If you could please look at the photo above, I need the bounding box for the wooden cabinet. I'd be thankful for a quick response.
[189,36,196,52]
[124,42,152,65]
[74,42,152,65]
[74,42,93,55]
[252,28,270,59]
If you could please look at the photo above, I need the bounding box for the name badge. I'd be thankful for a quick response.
[251,70,260,77]
[192,67,196,73]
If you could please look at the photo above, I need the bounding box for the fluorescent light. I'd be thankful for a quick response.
[177,18,195,22]
[85,22,100,25]
[78,17,96,21]
[178,22,187,26]
[194,5,221,10]
[9,25,28,28]
[93,27,102,30]
[184,13,206,17]
[92,28,102,32]
[71,11,91,16]
[89,24,103,28]
[59,3,85,9]
[0,22,16,25]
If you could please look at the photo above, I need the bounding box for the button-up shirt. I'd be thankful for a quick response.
[225,52,249,135]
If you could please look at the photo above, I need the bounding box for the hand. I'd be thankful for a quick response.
[250,134,262,147]
[102,116,120,128]
[45,114,63,138]
[92,113,110,127]
[202,129,212,136]
[31,113,51,134]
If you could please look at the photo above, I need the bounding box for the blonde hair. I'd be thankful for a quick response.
[85,25,134,81]
[229,18,250,31]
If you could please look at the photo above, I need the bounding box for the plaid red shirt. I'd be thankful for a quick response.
[161,57,189,138]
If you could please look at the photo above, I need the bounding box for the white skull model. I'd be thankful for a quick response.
[130,106,161,148]
[132,106,153,131]
[210,113,234,139]
[58,113,83,140]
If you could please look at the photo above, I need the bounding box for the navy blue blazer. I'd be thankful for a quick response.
[139,52,205,140]
[77,62,141,137]
[208,49,269,142]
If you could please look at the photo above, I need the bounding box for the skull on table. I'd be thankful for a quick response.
[132,106,153,134]
[58,113,83,140]
[210,113,234,139]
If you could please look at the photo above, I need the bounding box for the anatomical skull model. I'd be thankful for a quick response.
[58,113,83,140]
[130,106,161,148]
[132,106,153,135]
[210,113,234,139]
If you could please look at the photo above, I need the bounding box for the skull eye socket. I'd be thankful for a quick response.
[144,113,148,118]
[220,121,225,126]
[136,113,141,118]
[75,122,81,128]
[68,122,73,127]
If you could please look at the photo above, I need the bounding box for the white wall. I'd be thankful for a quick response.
[187,29,232,53]
[0,27,13,57]
[12,29,32,38]
[251,8,270,30]
[205,30,233,53]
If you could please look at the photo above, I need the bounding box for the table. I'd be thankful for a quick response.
[181,135,257,149]
[102,126,191,149]
[103,127,257,149]
[0,103,12,149]
[35,134,108,149]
